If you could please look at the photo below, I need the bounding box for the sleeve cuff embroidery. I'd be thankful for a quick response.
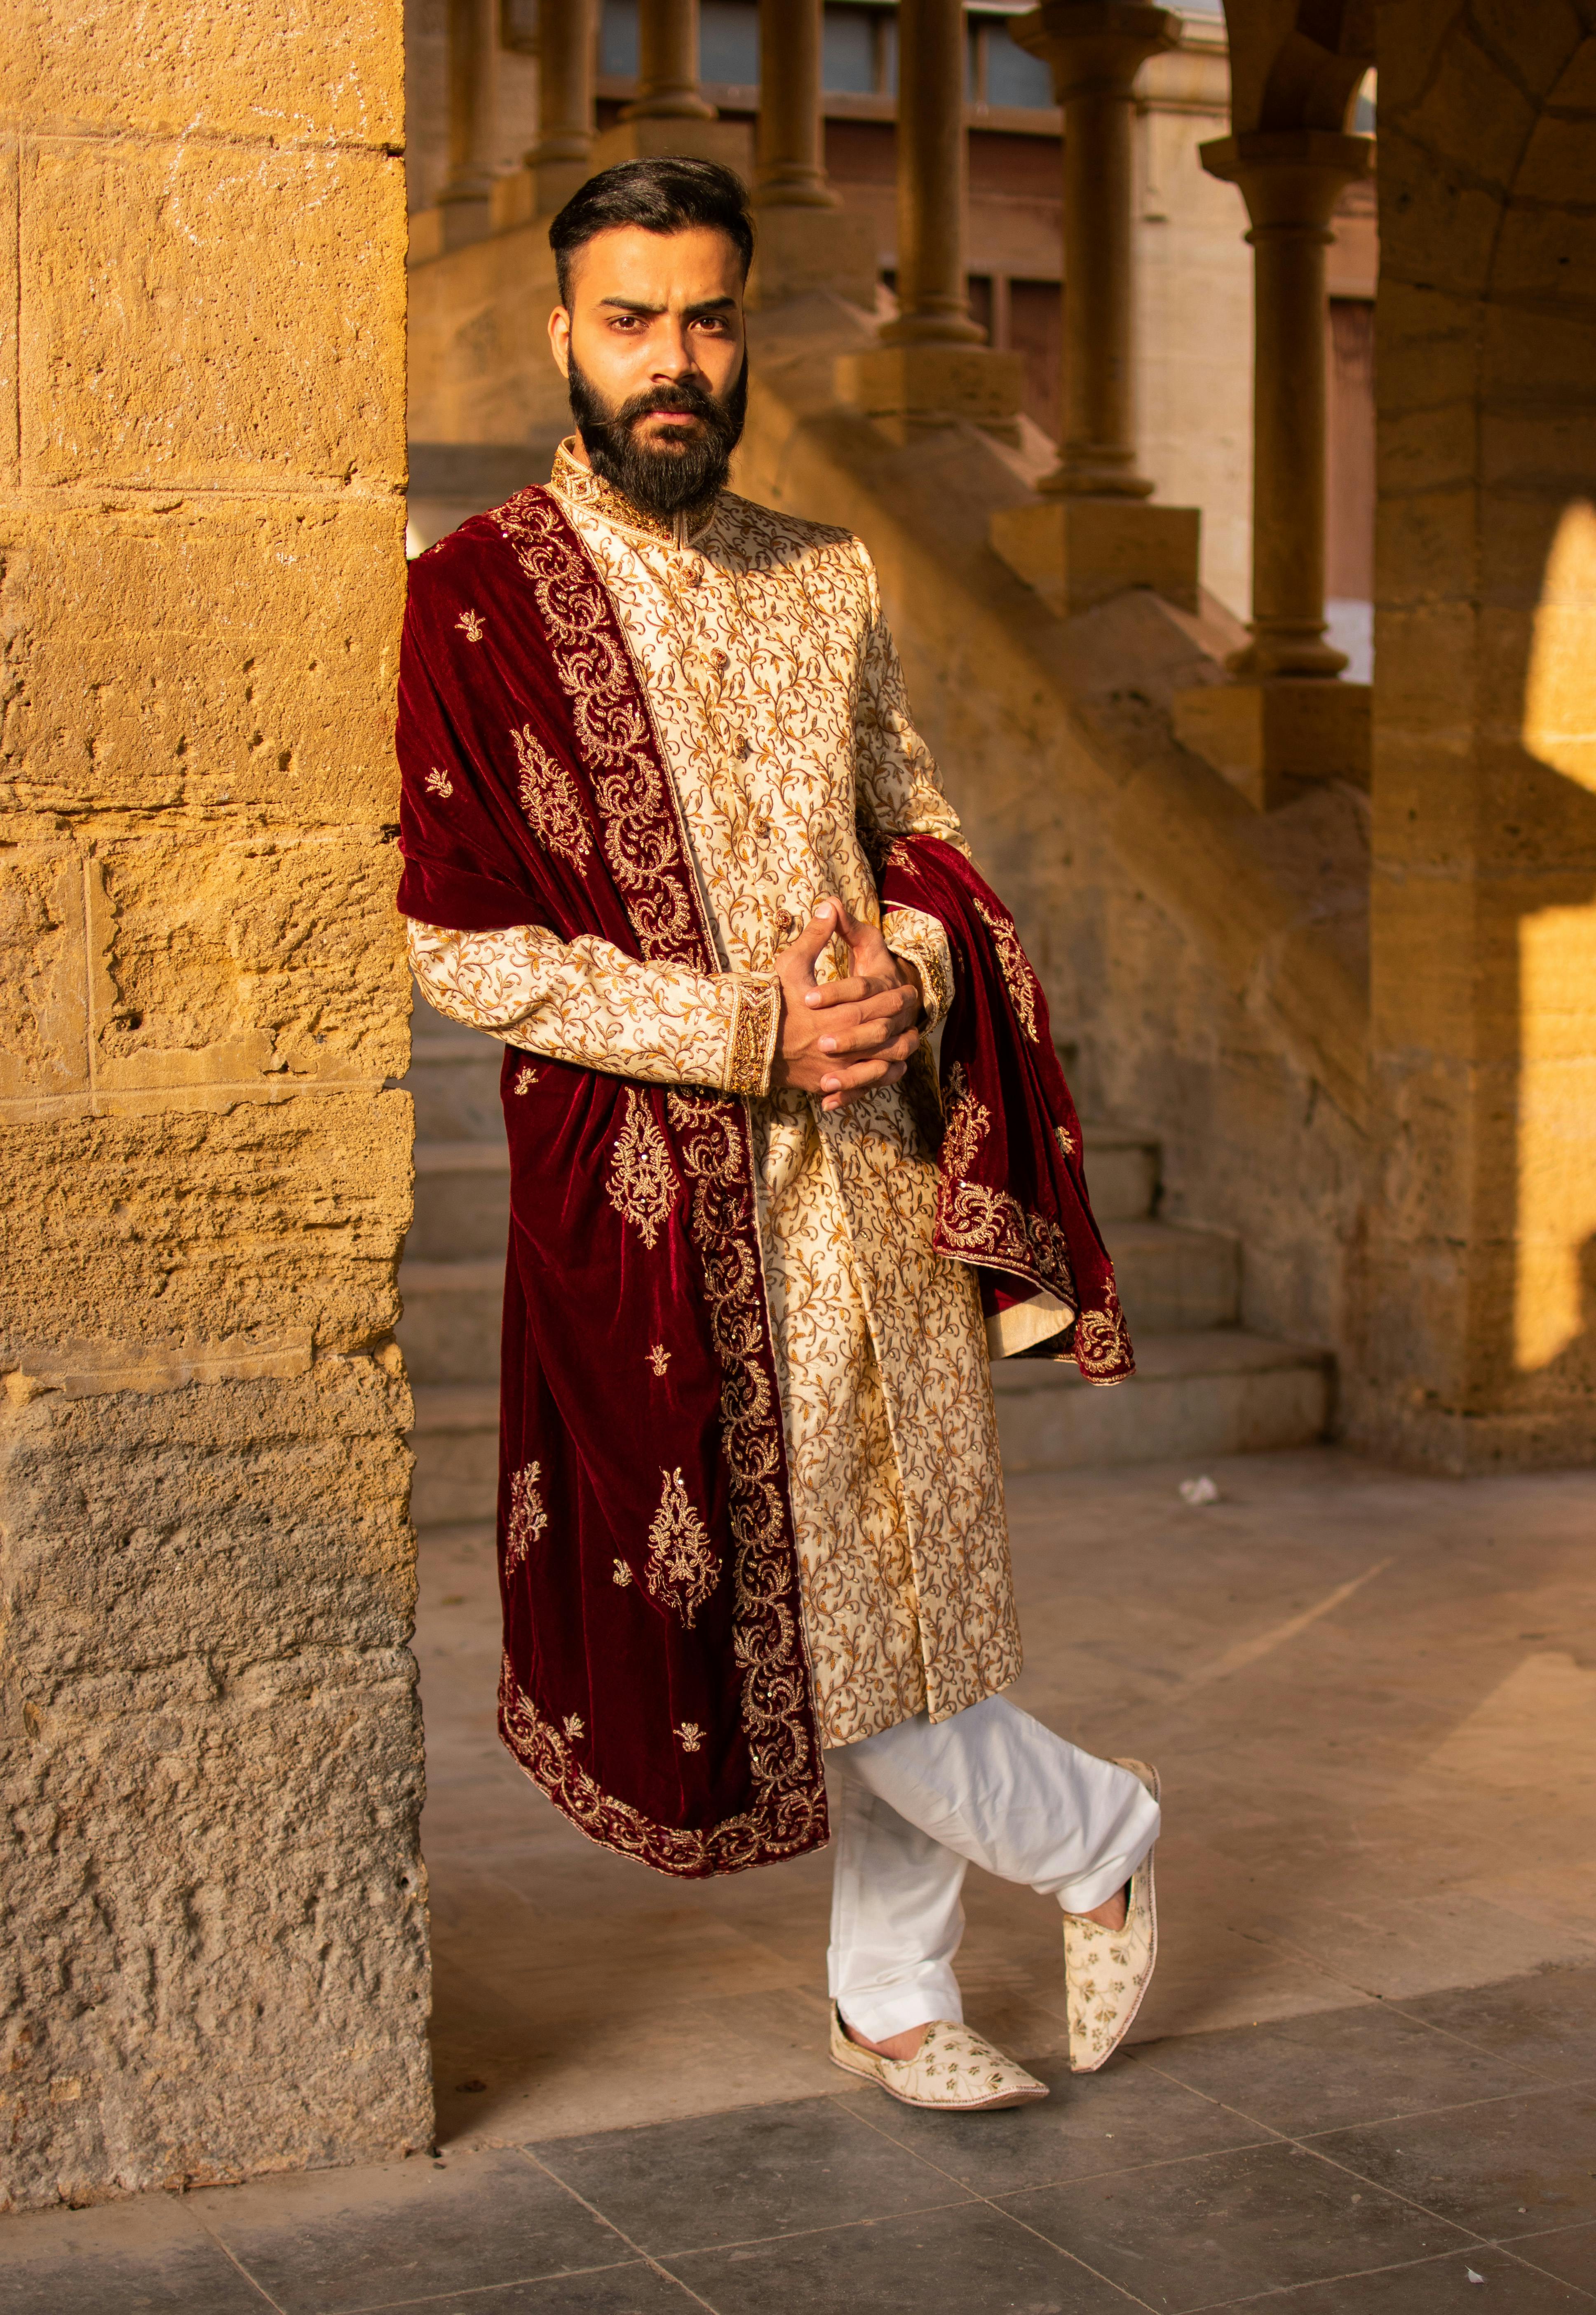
[727,975,782,1096]
[883,906,955,1036]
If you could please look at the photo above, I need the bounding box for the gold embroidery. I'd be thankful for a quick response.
[941,1063,991,1177]
[1074,1280,1136,1384]
[1056,1121,1077,1158]
[457,609,486,642]
[505,1461,548,1569]
[648,1343,671,1376]
[512,721,594,868]
[645,1466,720,1628]
[606,1088,677,1249]
[884,907,954,1028]
[974,897,1039,1043]
[939,1066,1079,1309]
[613,1558,634,1586]
[514,1062,539,1094]
[676,1722,705,1753]
[563,1712,585,1740]
[425,766,454,799]
[728,977,779,1096]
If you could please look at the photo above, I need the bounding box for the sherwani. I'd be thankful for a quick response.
[408,444,1023,1749]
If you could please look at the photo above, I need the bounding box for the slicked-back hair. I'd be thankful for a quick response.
[549,157,756,307]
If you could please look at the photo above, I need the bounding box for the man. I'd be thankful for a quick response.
[397,158,1160,2113]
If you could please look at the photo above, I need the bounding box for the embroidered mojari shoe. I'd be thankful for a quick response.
[829,2008,1049,2112]
[1063,1757,1160,2075]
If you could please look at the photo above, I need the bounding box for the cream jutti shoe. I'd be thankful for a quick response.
[1063,1757,1159,2074]
[829,2009,1049,2111]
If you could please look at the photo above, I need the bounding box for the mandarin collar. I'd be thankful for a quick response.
[549,437,719,550]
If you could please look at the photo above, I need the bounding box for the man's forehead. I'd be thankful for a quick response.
[566,223,746,306]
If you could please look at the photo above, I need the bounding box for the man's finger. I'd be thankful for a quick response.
[784,900,842,980]
[804,974,871,1010]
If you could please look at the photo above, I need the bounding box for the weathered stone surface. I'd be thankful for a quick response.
[0,502,406,820]
[0,845,88,1102]
[23,139,406,489]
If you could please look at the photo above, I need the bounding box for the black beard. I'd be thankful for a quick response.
[566,350,747,521]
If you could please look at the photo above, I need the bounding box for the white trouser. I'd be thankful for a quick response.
[826,1695,1161,2043]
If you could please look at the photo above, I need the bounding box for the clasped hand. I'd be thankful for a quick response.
[769,897,922,1114]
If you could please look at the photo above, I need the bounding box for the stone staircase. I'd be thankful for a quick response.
[399,1006,1332,1527]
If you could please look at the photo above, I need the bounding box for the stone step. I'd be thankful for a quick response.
[1077,1126,1159,1224]
[990,1329,1331,1472]
[397,1258,504,1385]
[410,1385,500,1528]
[411,1141,511,1261]
[1104,1220,1239,1333]
[405,1033,509,1143]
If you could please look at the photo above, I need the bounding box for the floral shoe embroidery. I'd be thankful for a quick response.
[828,2012,1048,2111]
[1063,1758,1159,2073]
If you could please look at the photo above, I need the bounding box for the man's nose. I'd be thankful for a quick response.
[652,319,702,378]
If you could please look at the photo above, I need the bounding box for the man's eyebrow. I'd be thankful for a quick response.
[594,295,739,318]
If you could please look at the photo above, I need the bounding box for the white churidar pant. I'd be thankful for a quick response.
[826,1695,1162,2043]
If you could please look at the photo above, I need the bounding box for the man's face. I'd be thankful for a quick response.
[549,223,748,518]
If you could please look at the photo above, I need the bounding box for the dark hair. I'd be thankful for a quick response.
[548,157,755,306]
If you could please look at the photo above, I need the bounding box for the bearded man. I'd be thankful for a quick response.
[396,158,1161,2112]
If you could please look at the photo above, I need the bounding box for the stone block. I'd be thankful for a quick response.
[84,830,410,1095]
[838,344,1026,441]
[1173,679,1371,808]
[0,139,16,484]
[2,0,404,144]
[1391,28,1537,193]
[989,496,1201,616]
[0,1091,412,1359]
[747,205,879,311]
[0,502,406,819]
[591,117,754,181]
[1374,481,1477,609]
[23,139,407,488]
[0,843,88,1103]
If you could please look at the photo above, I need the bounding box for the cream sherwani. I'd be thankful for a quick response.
[408,445,1022,1749]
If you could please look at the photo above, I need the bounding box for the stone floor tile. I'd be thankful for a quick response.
[843,2050,1273,2194]
[1392,1968,1596,2084]
[662,2198,1139,2313]
[999,2139,1478,2310]
[1504,2221,1596,2293]
[361,2262,711,2313]
[195,2146,627,2315]
[1137,1995,1547,2138]
[1256,2241,1595,2310]
[1311,2083,1596,2242]
[530,2094,971,2256]
[0,2193,267,2315]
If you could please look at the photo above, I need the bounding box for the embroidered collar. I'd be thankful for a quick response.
[549,437,719,549]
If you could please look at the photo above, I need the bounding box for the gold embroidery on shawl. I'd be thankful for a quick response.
[1073,1279,1135,1384]
[607,1088,677,1249]
[728,977,779,1096]
[457,609,486,642]
[613,1558,634,1586]
[974,897,1039,1043]
[676,1721,705,1753]
[563,1712,585,1740]
[505,1461,548,1568]
[512,721,594,867]
[514,1062,539,1094]
[648,1343,671,1376]
[425,767,454,799]
[938,1068,1078,1308]
[645,1467,720,1627]
[1056,1120,1077,1158]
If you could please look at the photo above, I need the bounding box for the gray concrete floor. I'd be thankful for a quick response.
[6,1446,1596,2310]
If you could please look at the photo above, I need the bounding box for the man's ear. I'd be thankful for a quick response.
[548,307,572,380]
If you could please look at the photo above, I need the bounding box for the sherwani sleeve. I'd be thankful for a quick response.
[851,545,962,1035]
[407,918,781,1096]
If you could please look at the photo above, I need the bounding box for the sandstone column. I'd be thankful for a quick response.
[836,0,1023,434]
[987,2,1201,615]
[594,0,753,174]
[1170,128,1374,806]
[438,0,500,242]
[748,0,877,307]
[528,0,596,217]
[1,0,427,2209]
[624,0,716,119]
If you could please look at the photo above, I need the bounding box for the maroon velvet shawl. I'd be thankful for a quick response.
[394,484,1131,1881]
[880,838,1135,1383]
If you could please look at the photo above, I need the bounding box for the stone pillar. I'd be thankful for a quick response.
[836,0,1023,435]
[437,0,500,244]
[1,0,428,2209]
[1171,129,1374,806]
[986,3,1200,615]
[747,0,878,308]
[528,0,596,218]
[593,0,754,175]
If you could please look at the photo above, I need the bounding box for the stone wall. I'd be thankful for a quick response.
[0,2,431,2206]
[1356,1,1596,1467]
